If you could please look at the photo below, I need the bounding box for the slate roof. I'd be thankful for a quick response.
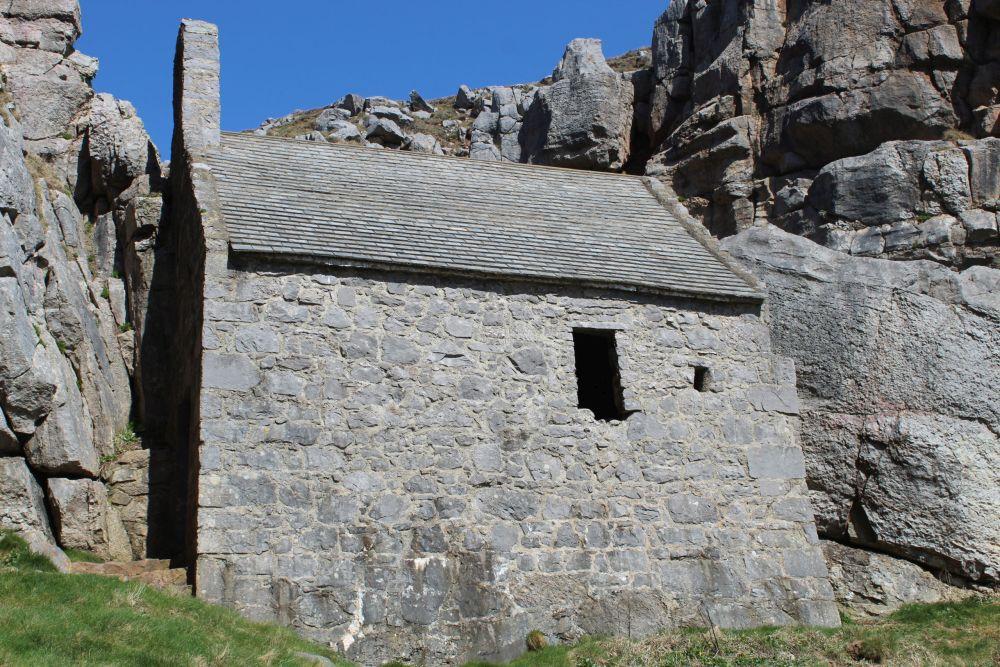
[206,132,762,302]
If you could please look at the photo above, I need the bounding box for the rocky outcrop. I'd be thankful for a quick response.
[645,0,1000,259]
[0,0,161,564]
[769,137,999,266]
[253,45,654,171]
[521,38,635,170]
[723,224,999,585]
[822,541,975,616]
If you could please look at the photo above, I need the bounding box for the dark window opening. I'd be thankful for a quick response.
[693,366,711,392]
[573,329,627,421]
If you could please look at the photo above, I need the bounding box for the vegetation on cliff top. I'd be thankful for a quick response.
[1,531,996,666]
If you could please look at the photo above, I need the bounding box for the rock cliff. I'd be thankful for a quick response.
[646,0,1000,266]
[0,0,164,565]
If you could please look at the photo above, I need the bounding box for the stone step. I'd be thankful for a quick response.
[70,560,191,595]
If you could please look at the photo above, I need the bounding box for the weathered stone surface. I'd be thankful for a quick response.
[0,455,69,570]
[0,456,51,538]
[335,93,364,116]
[455,84,481,110]
[24,341,99,477]
[723,225,1000,584]
[80,93,159,201]
[522,39,634,171]
[313,107,350,132]
[326,120,361,143]
[750,135,1000,264]
[4,0,81,32]
[409,90,435,113]
[47,477,132,562]
[0,276,57,434]
[103,448,150,559]
[0,408,17,454]
[822,541,974,617]
[645,0,994,243]
[0,114,34,217]
[404,133,443,155]
[4,48,92,144]
[365,117,407,147]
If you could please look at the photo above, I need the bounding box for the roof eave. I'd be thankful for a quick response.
[228,244,766,305]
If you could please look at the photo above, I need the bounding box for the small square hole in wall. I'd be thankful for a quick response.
[693,366,711,392]
[573,329,627,421]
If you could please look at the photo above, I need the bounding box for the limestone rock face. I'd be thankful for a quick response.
[522,39,635,171]
[4,47,92,151]
[47,477,133,561]
[80,93,160,202]
[0,456,52,539]
[0,455,69,569]
[791,139,999,265]
[723,225,1000,584]
[0,409,17,453]
[0,0,162,563]
[646,0,1000,250]
[0,114,34,216]
[822,541,974,617]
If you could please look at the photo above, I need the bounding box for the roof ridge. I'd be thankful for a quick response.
[221,131,647,181]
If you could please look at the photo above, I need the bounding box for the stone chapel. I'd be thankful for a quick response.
[169,19,838,666]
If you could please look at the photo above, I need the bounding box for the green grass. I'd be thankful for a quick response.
[0,531,349,667]
[0,532,58,573]
[1,531,996,667]
[64,548,104,564]
[464,599,999,667]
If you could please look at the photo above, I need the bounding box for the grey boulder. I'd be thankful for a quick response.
[822,541,974,617]
[0,456,68,570]
[521,38,634,171]
[365,117,407,147]
[335,93,365,116]
[0,115,35,217]
[313,107,352,132]
[47,477,133,562]
[81,93,159,200]
[409,90,435,113]
[404,133,444,155]
[327,120,362,143]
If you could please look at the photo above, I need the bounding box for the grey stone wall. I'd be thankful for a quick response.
[196,259,838,665]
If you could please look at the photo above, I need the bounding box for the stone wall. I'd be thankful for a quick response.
[195,258,838,665]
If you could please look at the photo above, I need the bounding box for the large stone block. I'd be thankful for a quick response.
[822,540,974,617]
[747,446,807,480]
[203,352,260,391]
[724,225,1000,583]
[0,117,35,218]
[521,39,634,171]
[0,456,52,539]
[22,339,99,477]
[47,478,133,562]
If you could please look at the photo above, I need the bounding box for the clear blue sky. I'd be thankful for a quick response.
[76,1,667,159]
